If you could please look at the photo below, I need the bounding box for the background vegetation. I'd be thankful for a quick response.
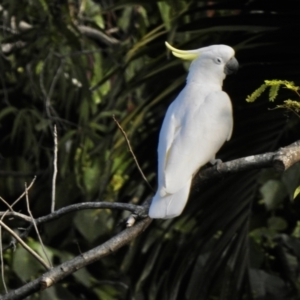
[1,0,300,299]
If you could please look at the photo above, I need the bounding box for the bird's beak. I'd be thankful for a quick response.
[224,57,239,75]
[165,42,200,60]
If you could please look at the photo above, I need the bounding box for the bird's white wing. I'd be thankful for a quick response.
[156,97,181,191]
[162,89,233,194]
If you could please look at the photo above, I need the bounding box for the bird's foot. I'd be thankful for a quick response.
[209,158,223,166]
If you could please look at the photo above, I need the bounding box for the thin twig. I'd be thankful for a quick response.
[36,202,146,225]
[113,115,154,191]
[9,176,37,209]
[0,177,47,275]
[0,201,146,252]
[0,212,36,223]
[25,183,52,268]
[0,176,37,222]
[51,125,58,213]
[0,175,36,267]
[0,202,145,227]
[0,176,37,229]
[0,197,15,291]
[0,227,7,293]
[0,220,50,270]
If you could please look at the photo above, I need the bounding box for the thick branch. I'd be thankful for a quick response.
[1,217,152,300]
[195,140,300,184]
[273,140,300,171]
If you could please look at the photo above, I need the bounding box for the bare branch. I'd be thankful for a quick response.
[35,202,146,226]
[195,140,300,185]
[0,202,145,225]
[25,183,52,268]
[0,176,36,264]
[0,220,50,270]
[1,217,152,300]
[0,211,32,223]
[51,125,58,213]
[9,177,37,209]
[0,228,8,293]
[113,115,154,191]
[0,202,148,252]
[0,176,36,228]
[196,153,274,182]
[273,140,300,171]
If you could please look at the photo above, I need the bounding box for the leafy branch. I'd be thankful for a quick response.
[246,79,300,115]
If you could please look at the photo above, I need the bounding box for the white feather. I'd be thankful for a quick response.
[149,44,237,219]
[149,178,191,219]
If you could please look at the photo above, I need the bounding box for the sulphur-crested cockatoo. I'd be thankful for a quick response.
[148,42,238,219]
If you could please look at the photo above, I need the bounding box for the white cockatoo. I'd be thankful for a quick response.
[148,42,238,219]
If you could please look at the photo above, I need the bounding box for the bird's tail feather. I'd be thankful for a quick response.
[149,180,191,219]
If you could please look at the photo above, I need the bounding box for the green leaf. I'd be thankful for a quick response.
[246,83,267,102]
[269,84,280,101]
[293,186,300,199]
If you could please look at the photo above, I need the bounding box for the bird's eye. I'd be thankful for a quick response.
[215,57,222,64]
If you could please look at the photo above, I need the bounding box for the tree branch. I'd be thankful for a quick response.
[0,220,50,270]
[0,202,145,225]
[1,141,300,299]
[51,125,58,213]
[113,115,154,192]
[1,217,152,300]
[36,202,145,225]
[195,140,300,184]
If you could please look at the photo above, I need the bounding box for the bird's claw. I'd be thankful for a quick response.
[210,158,223,166]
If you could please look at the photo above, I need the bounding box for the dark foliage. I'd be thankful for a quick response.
[1,0,300,299]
